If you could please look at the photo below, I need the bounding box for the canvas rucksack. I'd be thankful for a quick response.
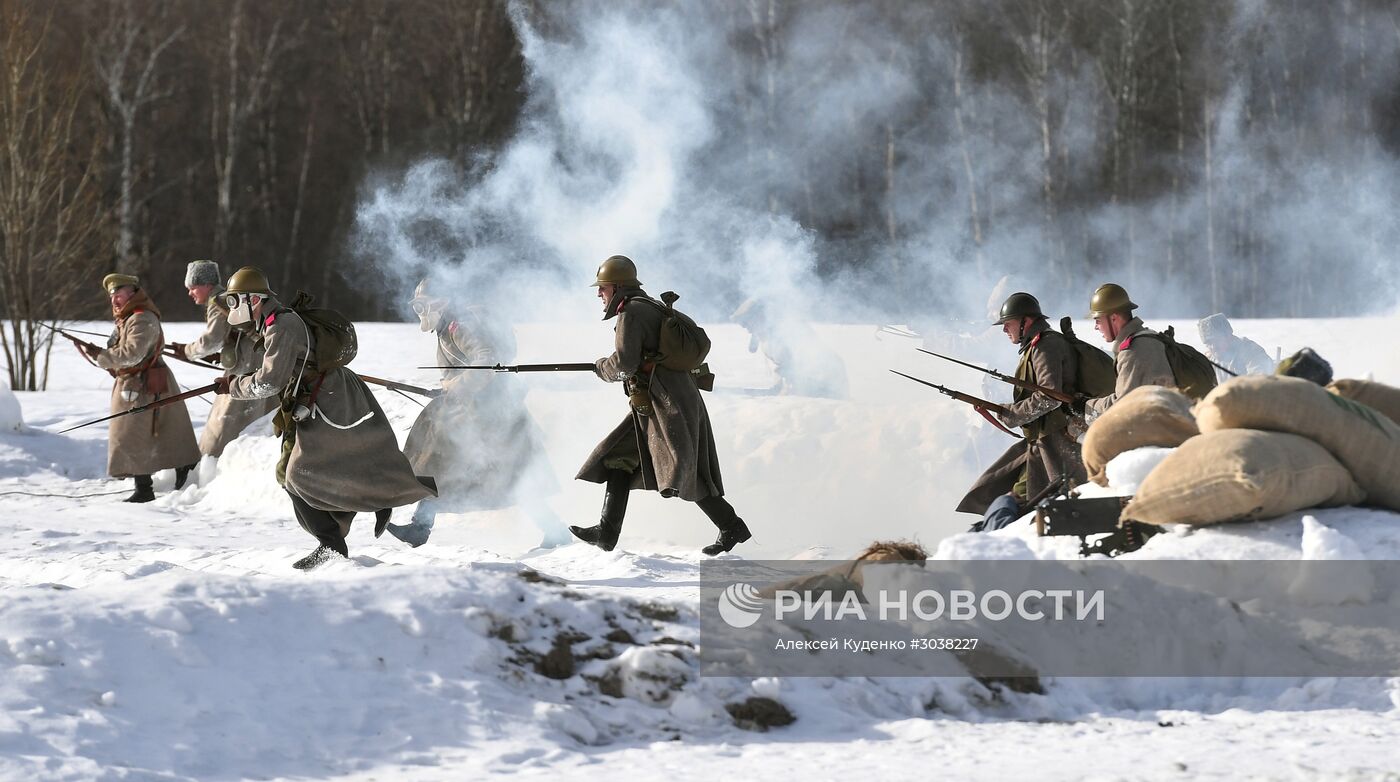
[1134,326,1218,401]
[288,290,358,370]
[630,291,711,372]
[1059,317,1117,397]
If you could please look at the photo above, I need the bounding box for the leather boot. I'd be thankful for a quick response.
[570,469,632,551]
[124,475,155,503]
[697,495,751,556]
[174,463,197,490]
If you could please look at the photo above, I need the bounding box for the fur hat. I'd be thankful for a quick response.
[185,260,221,288]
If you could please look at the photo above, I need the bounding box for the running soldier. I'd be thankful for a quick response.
[570,255,752,556]
[169,260,277,461]
[215,267,435,569]
[388,279,565,547]
[81,274,200,502]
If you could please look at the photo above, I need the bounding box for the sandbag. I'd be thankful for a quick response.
[1195,374,1400,510]
[1082,385,1198,487]
[1328,379,1400,426]
[1122,429,1363,527]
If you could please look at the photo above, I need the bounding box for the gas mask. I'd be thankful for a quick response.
[224,292,264,332]
[412,297,446,333]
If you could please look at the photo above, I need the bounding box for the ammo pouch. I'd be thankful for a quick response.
[273,373,322,436]
[626,373,653,416]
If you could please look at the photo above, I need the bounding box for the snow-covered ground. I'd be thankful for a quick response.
[2,316,1399,780]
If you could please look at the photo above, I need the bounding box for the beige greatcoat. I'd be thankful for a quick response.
[1084,317,1175,423]
[227,297,434,512]
[402,309,543,508]
[93,294,201,477]
[184,290,277,456]
[576,289,723,501]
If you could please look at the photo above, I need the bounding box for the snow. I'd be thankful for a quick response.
[2,317,1400,779]
[0,381,21,431]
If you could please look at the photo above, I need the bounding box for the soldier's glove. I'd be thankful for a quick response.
[170,342,187,360]
[213,375,232,395]
[1069,395,1088,416]
[80,343,100,360]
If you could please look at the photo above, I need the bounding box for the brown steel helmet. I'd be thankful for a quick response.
[994,292,1043,325]
[1088,283,1137,317]
[590,255,641,288]
[225,266,274,297]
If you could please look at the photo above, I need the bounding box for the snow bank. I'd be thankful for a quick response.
[5,318,1400,778]
[0,381,21,431]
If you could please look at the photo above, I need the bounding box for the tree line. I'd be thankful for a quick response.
[2,0,1396,391]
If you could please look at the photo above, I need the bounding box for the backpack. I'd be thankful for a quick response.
[630,291,711,372]
[288,290,358,370]
[1060,317,1117,397]
[1133,326,1218,401]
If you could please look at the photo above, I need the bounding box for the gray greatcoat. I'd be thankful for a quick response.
[402,308,544,508]
[227,296,434,512]
[184,290,277,456]
[94,294,201,477]
[576,289,723,501]
[957,319,1088,515]
[1083,317,1175,423]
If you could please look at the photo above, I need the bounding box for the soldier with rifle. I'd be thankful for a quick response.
[214,266,435,569]
[74,274,201,503]
[387,278,564,548]
[168,260,278,462]
[569,255,752,555]
[948,293,1089,531]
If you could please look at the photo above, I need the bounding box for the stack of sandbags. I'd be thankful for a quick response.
[1081,385,1198,486]
[1327,379,1400,426]
[1194,374,1400,511]
[1122,429,1363,526]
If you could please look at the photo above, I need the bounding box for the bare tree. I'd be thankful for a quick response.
[90,0,183,277]
[0,1,108,391]
[208,0,288,258]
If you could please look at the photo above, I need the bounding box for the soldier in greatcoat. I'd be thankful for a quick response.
[1079,284,1175,423]
[570,255,752,556]
[215,266,435,569]
[169,260,277,461]
[79,274,200,502]
[958,293,1088,530]
[387,279,564,547]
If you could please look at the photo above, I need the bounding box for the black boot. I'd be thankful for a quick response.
[570,469,631,551]
[124,475,155,503]
[174,463,197,490]
[373,509,392,538]
[697,496,751,556]
[292,544,344,571]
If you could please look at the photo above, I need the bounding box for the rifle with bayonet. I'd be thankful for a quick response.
[40,322,223,371]
[420,362,597,373]
[918,347,1079,405]
[60,382,220,433]
[888,369,1022,438]
[357,374,442,398]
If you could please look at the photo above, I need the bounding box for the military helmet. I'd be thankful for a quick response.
[225,266,273,297]
[590,255,641,288]
[994,292,1043,325]
[102,273,140,294]
[1088,283,1137,317]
